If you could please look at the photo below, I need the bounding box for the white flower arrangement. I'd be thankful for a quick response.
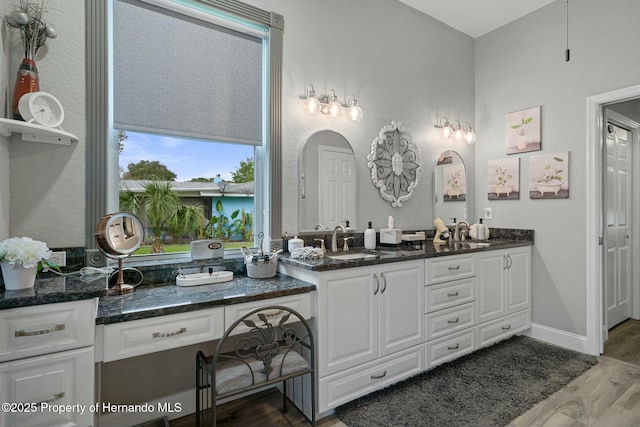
[0,236,52,269]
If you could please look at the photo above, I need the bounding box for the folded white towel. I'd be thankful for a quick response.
[289,246,325,260]
[469,223,491,240]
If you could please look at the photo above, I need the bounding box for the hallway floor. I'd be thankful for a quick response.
[603,318,640,366]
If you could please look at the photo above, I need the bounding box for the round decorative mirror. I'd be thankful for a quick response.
[367,121,422,207]
[433,150,467,223]
[95,211,144,295]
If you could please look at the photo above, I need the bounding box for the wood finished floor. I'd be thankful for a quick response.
[172,321,640,427]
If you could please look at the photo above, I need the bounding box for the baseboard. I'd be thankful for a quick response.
[524,323,594,355]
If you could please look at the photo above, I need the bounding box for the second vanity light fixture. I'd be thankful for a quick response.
[302,85,363,122]
[434,117,477,144]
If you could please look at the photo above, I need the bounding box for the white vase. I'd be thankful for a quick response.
[1,261,37,290]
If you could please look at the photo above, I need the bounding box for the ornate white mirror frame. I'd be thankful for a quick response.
[367,120,422,207]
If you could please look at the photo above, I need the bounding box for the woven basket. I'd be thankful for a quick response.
[246,259,278,279]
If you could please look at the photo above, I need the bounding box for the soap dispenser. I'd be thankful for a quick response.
[364,221,376,250]
[477,219,488,240]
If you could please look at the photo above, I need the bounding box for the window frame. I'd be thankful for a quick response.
[86,0,283,258]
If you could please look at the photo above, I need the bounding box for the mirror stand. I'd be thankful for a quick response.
[109,257,135,296]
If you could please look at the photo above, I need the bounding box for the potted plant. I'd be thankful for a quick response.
[493,165,514,197]
[511,115,533,150]
[446,169,464,198]
[0,236,56,290]
[537,157,564,195]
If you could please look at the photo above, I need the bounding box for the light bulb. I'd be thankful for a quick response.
[454,127,464,141]
[441,125,453,139]
[466,129,477,144]
[347,103,363,122]
[303,95,321,115]
[328,98,343,118]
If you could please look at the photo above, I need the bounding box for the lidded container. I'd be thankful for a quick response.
[288,236,304,251]
[477,219,488,240]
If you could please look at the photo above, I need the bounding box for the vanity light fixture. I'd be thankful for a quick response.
[303,85,363,122]
[434,117,476,144]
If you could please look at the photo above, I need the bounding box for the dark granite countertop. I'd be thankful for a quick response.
[279,239,533,272]
[96,273,315,325]
[0,274,108,310]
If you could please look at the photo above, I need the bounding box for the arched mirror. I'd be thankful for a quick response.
[95,211,144,295]
[433,150,467,224]
[299,130,357,232]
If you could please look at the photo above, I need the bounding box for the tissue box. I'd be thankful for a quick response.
[380,229,402,245]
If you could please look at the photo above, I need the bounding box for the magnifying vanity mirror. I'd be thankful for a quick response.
[433,150,467,224]
[95,211,144,295]
[299,130,357,232]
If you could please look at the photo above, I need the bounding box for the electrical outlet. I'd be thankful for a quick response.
[50,251,66,267]
[86,249,106,267]
[269,239,282,252]
[484,208,493,220]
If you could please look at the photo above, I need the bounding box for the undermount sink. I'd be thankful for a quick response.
[327,253,380,261]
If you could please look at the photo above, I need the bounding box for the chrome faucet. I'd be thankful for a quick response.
[454,221,470,242]
[314,223,326,230]
[331,225,346,252]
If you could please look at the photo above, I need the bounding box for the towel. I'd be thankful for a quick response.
[289,246,324,260]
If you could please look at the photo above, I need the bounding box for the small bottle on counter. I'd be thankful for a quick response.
[364,221,376,250]
[477,218,487,240]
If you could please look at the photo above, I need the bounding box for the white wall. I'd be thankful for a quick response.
[4,0,85,246]
[474,0,640,336]
[0,1,11,240]
[246,0,476,234]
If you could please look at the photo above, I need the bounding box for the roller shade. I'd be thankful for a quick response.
[113,0,263,145]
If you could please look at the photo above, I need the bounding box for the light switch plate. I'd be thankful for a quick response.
[484,208,493,219]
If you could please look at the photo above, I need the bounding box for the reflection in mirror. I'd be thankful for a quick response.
[433,150,467,225]
[299,130,356,232]
[95,211,144,295]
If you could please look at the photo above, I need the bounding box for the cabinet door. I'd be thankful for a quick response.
[378,260,424,356]
[0,347,94,427]
[477,251,507,323]
[318,267,378,376]
[506,247,531,314]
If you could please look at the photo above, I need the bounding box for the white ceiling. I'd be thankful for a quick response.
[397,0,557,39]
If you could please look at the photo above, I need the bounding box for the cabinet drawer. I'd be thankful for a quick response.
[478,310,531,348]
[426,328,476,369]
[425,303,475,341]
[0,299,96,363]
[426,255,475,284]
[319,345,424,412]
[425,277,476,313]
[0,346,94,427]
[224,293,312,337]
[102,307,224,362]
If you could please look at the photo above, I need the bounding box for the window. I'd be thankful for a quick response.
[86,0,283,258]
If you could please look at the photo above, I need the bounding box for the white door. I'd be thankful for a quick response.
[605,122,632,329]
[319,146,356,229]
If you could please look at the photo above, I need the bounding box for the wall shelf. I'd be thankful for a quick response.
[0,118,78,145]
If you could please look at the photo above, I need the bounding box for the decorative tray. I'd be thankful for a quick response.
[176,271,233,287]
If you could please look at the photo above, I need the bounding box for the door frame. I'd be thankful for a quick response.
[587,84,640,355]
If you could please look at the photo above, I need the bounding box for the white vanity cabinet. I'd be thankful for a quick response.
[281,259,424,412]
[476,246,531,346]
[0,299,97,427]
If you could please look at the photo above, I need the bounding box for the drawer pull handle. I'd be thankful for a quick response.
[373,273,380,295]
[502,324,512,330]
[15,323,65,337]
[380,272,387,294]
[447,291,460,297]
[448,265,460,271]
[447,317,460,324]
[448,344,460,350]
[153,327,187,338]
[264,309,284,318]
[33,392,65,406]
[370,370,387,380]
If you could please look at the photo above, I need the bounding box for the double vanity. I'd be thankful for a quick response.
[0,235,531,426]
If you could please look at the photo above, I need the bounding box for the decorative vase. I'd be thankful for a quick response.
[516,134,527,150]
[0,261,37,290]
[12,58,40,121]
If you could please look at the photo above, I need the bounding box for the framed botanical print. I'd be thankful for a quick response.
[506,105,541,154]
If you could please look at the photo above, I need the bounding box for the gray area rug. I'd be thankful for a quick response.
[335,336,597,427]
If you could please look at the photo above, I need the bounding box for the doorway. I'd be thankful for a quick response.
[586,85,640,355]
